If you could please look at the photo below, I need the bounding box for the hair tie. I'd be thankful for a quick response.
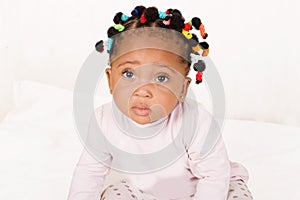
[200,24,208,39]
[192,44,200,53]
[191,17,208,39]
[107,38,113,52]
[184,23,192,31]
[195,72,203,84]
[133,8,139,16]
[199,42,209,56]
[193,59,206,84]
[114,24,125,32]
[182,29,193,39]
[95,40,104,53]
[121,14,130,22]
[140,13,147,23]
[163,19,170,25]
[158,11,167,19]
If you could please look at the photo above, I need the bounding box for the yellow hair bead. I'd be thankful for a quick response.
[182,29,193,39]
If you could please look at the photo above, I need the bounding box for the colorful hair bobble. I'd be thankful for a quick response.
[107,26,119,37]
[144,7,159,22]
[121,14,130,22]
[191,17,208,39]
[182,29,193,39]
[169,13,185,32]
[133,9,139,16]
[193,60,206,84]
[140,13,147,23]
[199,42,209,56]
[163,19,171,25]
[102,5,211,85]
[184,23,192,31]
[158,11,167,19]
[113,12,130,24]
[114,24,125,32]
[95,40,104,53]
[166,8,182,16]
[192,44,201,53]
[193,60,206,72]
[131,6,146,17]
[199,24,208,39]
[107,38,113,52]
[195,72,203,84]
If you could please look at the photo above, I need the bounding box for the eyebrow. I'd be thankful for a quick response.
[154,63,177,74]
[117,61,141,68]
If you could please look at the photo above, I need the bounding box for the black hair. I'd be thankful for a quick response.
[95,5,209,78]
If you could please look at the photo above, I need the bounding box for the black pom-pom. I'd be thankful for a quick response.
[191,33,199,43]
[113,12,123,24]
[199,41,209,49]
[169,13,185,32]
[144,7,159,23]
[131,5,146,17]
[193,60,206,72]
[166,8,182,16]
[191,17,201,29]
[166,9,173,14]
[172,9,182,16]
[95,40,104,53]
[196,80,202,84]
[107,26,119,37]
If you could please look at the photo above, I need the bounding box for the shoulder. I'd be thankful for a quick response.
[182,98,222,155]
[182,98,213,123]
[94,101,113,122]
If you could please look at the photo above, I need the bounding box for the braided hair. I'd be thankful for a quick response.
[95,5,209,83]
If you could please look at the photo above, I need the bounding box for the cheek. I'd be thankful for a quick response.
[153,87,179,109]
[112,81,134,115]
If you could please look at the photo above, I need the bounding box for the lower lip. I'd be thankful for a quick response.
[131,107,151,116]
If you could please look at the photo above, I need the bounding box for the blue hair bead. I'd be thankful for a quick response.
[158,11,167,19]
[107,38,113,52]
[121,14,129,21]
[133,9,139,15]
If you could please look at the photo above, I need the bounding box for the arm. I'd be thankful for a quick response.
[67,147,111,200]
[187,110,230,200]
[68,106,112,200]
[188,136,230,200]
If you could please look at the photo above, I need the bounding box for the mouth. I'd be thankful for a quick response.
[131,106,151,116]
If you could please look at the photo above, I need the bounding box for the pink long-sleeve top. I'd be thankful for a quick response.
[68,99,249,200]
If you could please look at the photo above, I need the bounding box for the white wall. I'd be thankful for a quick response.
[1,0,300,127]
[0,0,13,120]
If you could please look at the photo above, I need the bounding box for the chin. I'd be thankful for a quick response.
[131,117,151,125]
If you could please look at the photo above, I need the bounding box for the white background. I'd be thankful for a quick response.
[1,0,300,126]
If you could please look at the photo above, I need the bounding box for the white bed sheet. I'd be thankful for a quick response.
[0,80,299,200]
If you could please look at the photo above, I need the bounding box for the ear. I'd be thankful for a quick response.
[105,68,113,94]
[180,77,191,102]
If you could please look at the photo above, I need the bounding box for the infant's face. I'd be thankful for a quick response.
[106,49,191,124]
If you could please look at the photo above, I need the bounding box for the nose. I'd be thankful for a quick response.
[133,85,153,98]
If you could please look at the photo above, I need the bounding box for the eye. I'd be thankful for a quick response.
[155,75,169,83]
[122,70,135,79]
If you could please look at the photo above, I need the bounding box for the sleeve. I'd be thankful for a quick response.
[67,106,112,200]
[67,148,111,200]
[187,109,230,200]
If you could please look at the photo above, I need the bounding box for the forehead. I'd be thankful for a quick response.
[109,27,190,64]
[111,49,188,75]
